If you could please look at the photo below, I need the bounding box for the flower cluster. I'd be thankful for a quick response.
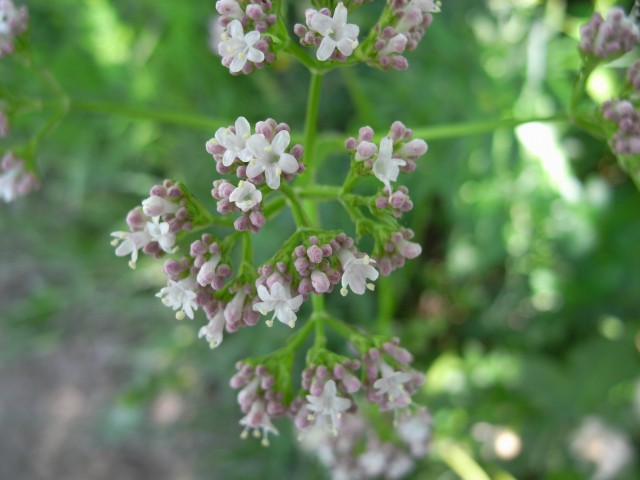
[206,116,304,232]
[232,336,428,474]
[0,152,38,203]
[367,0,440,70]
[628,59,640,91]
[299,408,432,480]
[231,362,286,446]
[0,0,28,57]
[215,0,277,74]
[601,99,640,156]
[346,121,428,194]
[376,228,422,276]
[579,7,640,59]
[111,180,197,268]
[294,3,360,62]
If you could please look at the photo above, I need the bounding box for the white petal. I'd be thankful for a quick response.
[271,130,291,155]
[317,37,337,61]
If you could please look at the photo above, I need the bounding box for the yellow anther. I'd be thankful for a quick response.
[340,287,348,296]
[366,283,375,291]
[288,320,295,328]
[128,260,137,269]
[176,311,185,321]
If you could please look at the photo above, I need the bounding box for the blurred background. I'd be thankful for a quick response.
[1,0,639,479]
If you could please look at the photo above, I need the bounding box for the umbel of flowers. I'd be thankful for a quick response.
[574,7,640,184]
[110,1,439,479]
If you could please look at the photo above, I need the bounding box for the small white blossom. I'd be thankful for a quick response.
[218,20,264,73]
[110,230,152,269]
[216,0,243,20]
[308,2,360,61]
[146,217,176,254]
[306,380,352,434]
[239,400,279,446]
[373,136,406,193]
[213,116,253,166]
[229,180,262,212]
[253,281,303,328]
[198,309,225,348]
[337,249,379,296]
[245,131,298,189]
[373,362,414,409]
[0,161,21,202]
[156,277,198,320]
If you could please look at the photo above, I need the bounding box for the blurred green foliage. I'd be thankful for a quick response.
[1,0,639,479]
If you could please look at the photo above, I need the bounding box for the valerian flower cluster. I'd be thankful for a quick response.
[0,0,37,203]
[110,1,438,477]
[576,7,640,182]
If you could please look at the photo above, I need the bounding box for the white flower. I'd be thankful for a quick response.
[196,252,222,287]
[224,288,247,325]
[146,217,176,253]
[306,380,352,434]
[0,0,27,56]
[156,278,198,320]
[0,161,22,203]
[337,249,379,296]
[252,281,303,328]
[110,230,152,269]
[373,362,414,409]
[239,400,279,446]
[373,136,406,193]
[141,195,179,217]
[198,309,225,348]
[213,116,253,166]
[397,408,432,457]
[218,20,264,73]
[245,131,299,189]
[229,180,262,212]
[308,2,360,61]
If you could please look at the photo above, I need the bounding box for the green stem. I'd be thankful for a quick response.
[377,276,394,336]
[283,316,316,352]
[411,113,568,141]
[571,59,599,115]
[280,182,311,228]
[311,296,327,347]
[239,231,254,276]
[301,72,324,226]
[296,184,341,200]
[70,99,225,131]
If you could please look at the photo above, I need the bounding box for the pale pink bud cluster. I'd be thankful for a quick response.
[231,362,286,446]
[602,99,640,155]
[0,108,9,137]
[369,0,439,70]
[212,179,266,232]
[298,409,431,480]
[376,229,422,276]
[155,233,232,328]
[143,180,193,232]
[579,7,640,59]
[375,185,414,217]
[363,339,423,411]
[346,121,427,174]
[0,152,38,203]
[294,3,360,62]
[627,59,640,91]
[292,235,343,298]
[216,1,277,74]
[0,0,28,57]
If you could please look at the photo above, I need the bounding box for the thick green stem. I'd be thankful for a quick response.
[301,72,324,226]
[71,99,224,131]
[280,182,311,228]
